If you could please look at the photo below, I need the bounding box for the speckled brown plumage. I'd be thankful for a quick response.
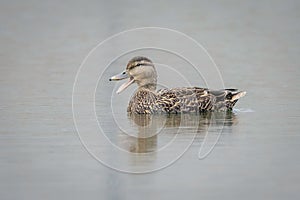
[110,56,246,114]
[127,87,245,114]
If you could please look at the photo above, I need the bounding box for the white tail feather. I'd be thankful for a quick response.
[231,91,246,101]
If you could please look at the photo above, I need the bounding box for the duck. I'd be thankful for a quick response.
[109,56,246,114]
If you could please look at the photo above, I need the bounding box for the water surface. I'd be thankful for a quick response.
[0,0,299,200]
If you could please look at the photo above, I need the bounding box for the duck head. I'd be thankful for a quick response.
[109,56,157,93]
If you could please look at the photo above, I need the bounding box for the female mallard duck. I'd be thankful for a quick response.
[109,56,246,114]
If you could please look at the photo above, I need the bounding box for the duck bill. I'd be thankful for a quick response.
[116,77,135,94]
[109,71,135,94]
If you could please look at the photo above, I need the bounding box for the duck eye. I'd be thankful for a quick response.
[122,71,126,75]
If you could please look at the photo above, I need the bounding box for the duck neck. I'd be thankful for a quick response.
[139,83,156,91]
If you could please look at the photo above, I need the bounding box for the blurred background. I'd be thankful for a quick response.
[0,0,299,199]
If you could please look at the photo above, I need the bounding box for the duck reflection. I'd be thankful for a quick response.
[122,112,238,153]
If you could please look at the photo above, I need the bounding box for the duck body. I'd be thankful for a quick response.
[127,87,246,114]
[110,56,246,114]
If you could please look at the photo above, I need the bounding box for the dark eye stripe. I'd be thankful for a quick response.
[135,63,143,67]
[127,61,154,70]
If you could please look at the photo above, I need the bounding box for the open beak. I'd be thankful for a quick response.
[109,71,135,94]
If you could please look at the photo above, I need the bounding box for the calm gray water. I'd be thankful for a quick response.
[1,0,300,200]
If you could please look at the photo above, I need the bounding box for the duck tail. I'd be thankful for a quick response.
[229,91,247,102]
[224,90,246,110]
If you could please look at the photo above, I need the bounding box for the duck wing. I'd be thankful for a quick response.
[157,87,246,112]
[157,87,210,113]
